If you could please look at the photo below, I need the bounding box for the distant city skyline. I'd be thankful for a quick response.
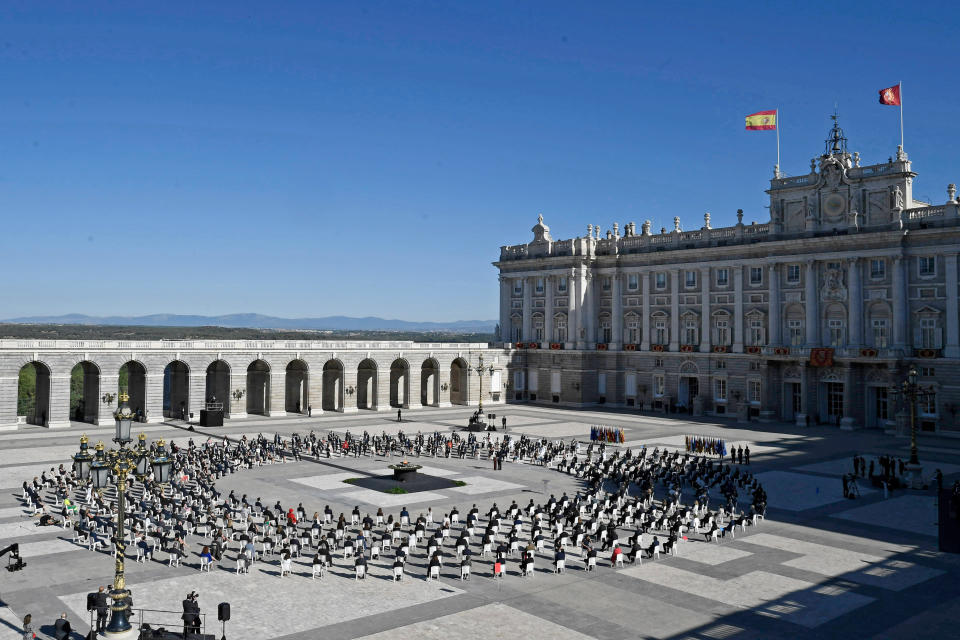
[1,1,957,320]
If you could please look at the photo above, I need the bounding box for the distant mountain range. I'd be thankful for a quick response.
[3,313,496,333]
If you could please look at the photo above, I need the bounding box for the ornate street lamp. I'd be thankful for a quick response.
[890,365,936,489]
[469,354,496,415]
[76,392,174,637]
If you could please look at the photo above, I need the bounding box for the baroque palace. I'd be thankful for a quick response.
[496,119,960,434]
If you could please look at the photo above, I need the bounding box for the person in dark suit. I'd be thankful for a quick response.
[53,613,71,640]
[93,585,110,632]
[181,592,201,636]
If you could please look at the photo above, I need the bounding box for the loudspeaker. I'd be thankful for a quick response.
[86,592,96,611]
[218,602,230,622]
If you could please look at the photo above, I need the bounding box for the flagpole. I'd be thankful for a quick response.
[776,108,781,177]
[898,81,904,150]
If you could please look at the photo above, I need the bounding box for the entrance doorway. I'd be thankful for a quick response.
[678,376,699,413]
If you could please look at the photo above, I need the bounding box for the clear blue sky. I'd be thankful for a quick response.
[2,1,957,321]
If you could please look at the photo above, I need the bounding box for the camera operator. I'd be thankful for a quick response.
[181,591,201,636]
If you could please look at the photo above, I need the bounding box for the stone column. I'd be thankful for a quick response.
[768,264,781,346]
[544,275,554,348]
[733,266,744,353]
[840,367,857,430]
[499,276,511,344]
[640,271,651,351]
[0,373,18,431]
[48,373,72,429]
[805,260,820,347]
[575,269,587,349]
[700,267,711,352]
[342,366,358,413]
[97,374,120,426]
[611,273,623,348]
[269,371,287,417]
[847,257,863,349]
[145,372,164,423]
[892,255,908,349]
[669,269,680,351]
[567,269,579,348]
[521,276,532,343]
[406,368,420,410]
[189,372,206,423]
[585,274,596,347]
[945,253,960,358]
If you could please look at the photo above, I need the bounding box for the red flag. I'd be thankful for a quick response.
[879,84,901,106]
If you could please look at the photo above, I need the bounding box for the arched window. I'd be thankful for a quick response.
[914,307,943,349]
[712,311,731,346]
[825,303,846,347]
[532,313,544,341]
[511,313,522,342]
[746,310,766,346]
[651,311,668,346]
[785,305,804,346]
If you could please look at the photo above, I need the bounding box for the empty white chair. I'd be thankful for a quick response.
[312,563,324,580]
[587,556,597,571]
[236,557,250,575]
[370,544,381,560]
[460,564,470,580]
[355,564,366,580]
[428,565,440,581]
[393,565,403,581]
[555,559,565,573]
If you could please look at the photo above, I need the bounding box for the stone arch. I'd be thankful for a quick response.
[357,359,377,411]
[322,359,344,412]
[246,359,271,415]
[163,360,190,419]
[119,360,147,420]
[70,360,101,424]
[679,361,699,375]
[390,358,410,408]
[18,361,51,426]
[420,358,439,406]
[285,359,309,414]
[205,360,231,415]
[449,357,468,406]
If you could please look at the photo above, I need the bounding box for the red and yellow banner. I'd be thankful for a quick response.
[745,110,777,130]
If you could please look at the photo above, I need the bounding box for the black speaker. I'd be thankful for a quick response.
[86,592,96,611]
[218,602,230,622]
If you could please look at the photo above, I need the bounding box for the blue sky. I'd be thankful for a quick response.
[1,1,957,321]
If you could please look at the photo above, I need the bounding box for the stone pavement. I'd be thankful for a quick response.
[1,405,959,640]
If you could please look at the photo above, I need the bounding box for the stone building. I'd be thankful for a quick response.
[1,339,507,430]
[496,119,960,433]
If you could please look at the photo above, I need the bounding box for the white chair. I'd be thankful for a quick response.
[351,514,359,525]
[652,547,661,560]
[460,564,470,580]
[236,557,250,575]
[355,564,366,580]
[615,553,624,568]
[587,556,597,571]
[482,542,492,557]
[428,565,440,581]
[136,547,147,563]
[169,552,180,567]
[200,556,212,572]
[710,529,720,544]
[555,559,565,573]
[312,563,324,580]
[393,565,403,581]
[452,513,460,525]
[280,557,292,577]
[370,544,381,560]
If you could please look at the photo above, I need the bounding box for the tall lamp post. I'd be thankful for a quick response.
[73,392,173,638]
[469,354,496,416]
[891,366,935,489]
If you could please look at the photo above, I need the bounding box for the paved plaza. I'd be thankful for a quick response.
[1,405,959,640]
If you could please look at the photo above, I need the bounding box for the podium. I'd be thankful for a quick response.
[200,401,224,427]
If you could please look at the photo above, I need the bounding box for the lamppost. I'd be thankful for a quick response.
[469,354,496,415]
[73,392,173,638]
[891,366,935,489]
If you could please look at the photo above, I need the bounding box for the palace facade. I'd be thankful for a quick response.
[496,120,960,434]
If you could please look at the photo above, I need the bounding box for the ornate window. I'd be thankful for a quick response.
[655,272,667,290]
[748,379,761,403]
[533,313,544,341]
[750,267,763,285]
[713,312,731,346]
[787,264,801,284]
[682,316,698,346]
[716,269,729,286]
[511,315,523,342]
[870,259,886,279]
[872,319,889,348]
[535,278,544,294]
[554,313,567,343]
[919,317,941,349]
[652,313,668,345]
[558,277,568,293]
[598,313,612,343]
[918,256,936,278]
[627,273,639,290]
[513,280,523,295]
[685,271,697,288]
[714,378,727,402]
[624,313,640,344]
[601,277,611,292]
[653,374,665,397]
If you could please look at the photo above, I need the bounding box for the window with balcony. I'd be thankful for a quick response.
[750,267,763,285]
[714,318,730,345]
[654,319,667,345]
[653,374,665,397]
[872,318,888,348]
[683,319,698,345]
[748,379,761,403]
[655,272,667,290]
[716,269,729,286]
[828,318,845,347]
[533,315,544,341]
[535,278,544,294]
[749,319,766,346]
[919,317,942,349]
[919,256,936,278]
[599,315,611,343]
[685,271,697,288]
[558,277,568,293]
[788,319,803,346]
[554,314,567,343]
[870,259,886,279]
[627,273,638,290]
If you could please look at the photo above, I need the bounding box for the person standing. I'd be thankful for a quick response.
[502,416,507,432]
[308,405,312,417]
[182,591,201,636]
[94,585,110,633]
[21,614,35,639]
[53,613,71,640]
[397,408,402,423]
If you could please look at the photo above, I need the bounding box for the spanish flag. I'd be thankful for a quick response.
[745,110,777,130]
